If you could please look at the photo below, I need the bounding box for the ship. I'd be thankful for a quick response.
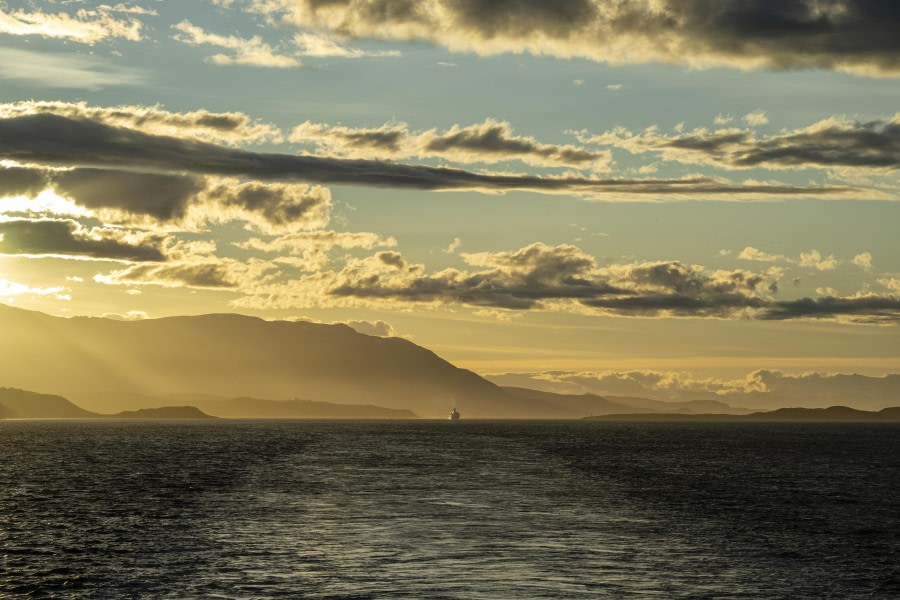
[449,407,460,420]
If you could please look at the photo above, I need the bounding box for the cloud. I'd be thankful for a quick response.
[52,168,206,223]
[421,120,610,170]
[0,278,65,299]
[0,111,854,200]
[95,258,276,289]
[484,369,900,409]
[236,230,394,269]
[445,237,462,253]
[344,319,396,337]
[0,47,147,90]
[0,218,169,262]
[1,164,332,233]
[758,294,900,324]
[291,118,611,170]
[732,245,868,272]
[202,180,332,233]
[239,230,394,253]
[101,310,149,320]
[853,252,873,270]
[287,316,398,336]
[325,243,778,319]
[737,246,783,262]
[487,369,761,398]
[98,4,159,17]
[0,164,47,198]
[326,243,619,309]
[798,250,838,271]
[173,20,302,68]
[879,278,900,293]
[235,241,899,323]
[292,31,400,58]
[578,114,900,172]
[0,7,144,44]
[579,261,773,318]
[0,101,281,144]
[249,0,900,77]
[742,110,769,126]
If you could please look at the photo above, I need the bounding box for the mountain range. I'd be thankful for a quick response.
[3,303,891,419]
[0,303,758,418]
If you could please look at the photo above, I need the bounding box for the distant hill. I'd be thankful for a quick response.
[84,392,420,419]
[108,406,216,419]
[585,406,900,422]
[0,387,98,419]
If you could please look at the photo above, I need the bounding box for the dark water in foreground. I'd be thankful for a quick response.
[1,421,898,598]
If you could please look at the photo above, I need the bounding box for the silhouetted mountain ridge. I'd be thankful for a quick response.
[0,387,97,418]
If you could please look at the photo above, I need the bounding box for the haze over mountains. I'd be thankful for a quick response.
[1,303,897,418]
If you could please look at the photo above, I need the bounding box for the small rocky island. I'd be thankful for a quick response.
[105,406,216,420]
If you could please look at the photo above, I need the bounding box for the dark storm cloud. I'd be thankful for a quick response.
[0,164,204,222]
[0,113,853,198]
[269,0,900,76]
[580,293,769,318]
[0,165,47,197]
[759,296,900,323]
[0,164,330,231]
[585,115,900,171]
[53,168,205,221]
[0,218,168,262]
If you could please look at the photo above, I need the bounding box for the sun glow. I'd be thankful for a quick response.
[0,189,93,218]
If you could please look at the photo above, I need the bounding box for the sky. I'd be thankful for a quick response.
[1,0,899,387]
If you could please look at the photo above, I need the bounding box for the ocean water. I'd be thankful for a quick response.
[1,420,898,598]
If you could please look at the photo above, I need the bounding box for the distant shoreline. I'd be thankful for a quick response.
[585,406,900,423]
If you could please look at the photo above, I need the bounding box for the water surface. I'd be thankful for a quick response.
[1,420,897,598]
